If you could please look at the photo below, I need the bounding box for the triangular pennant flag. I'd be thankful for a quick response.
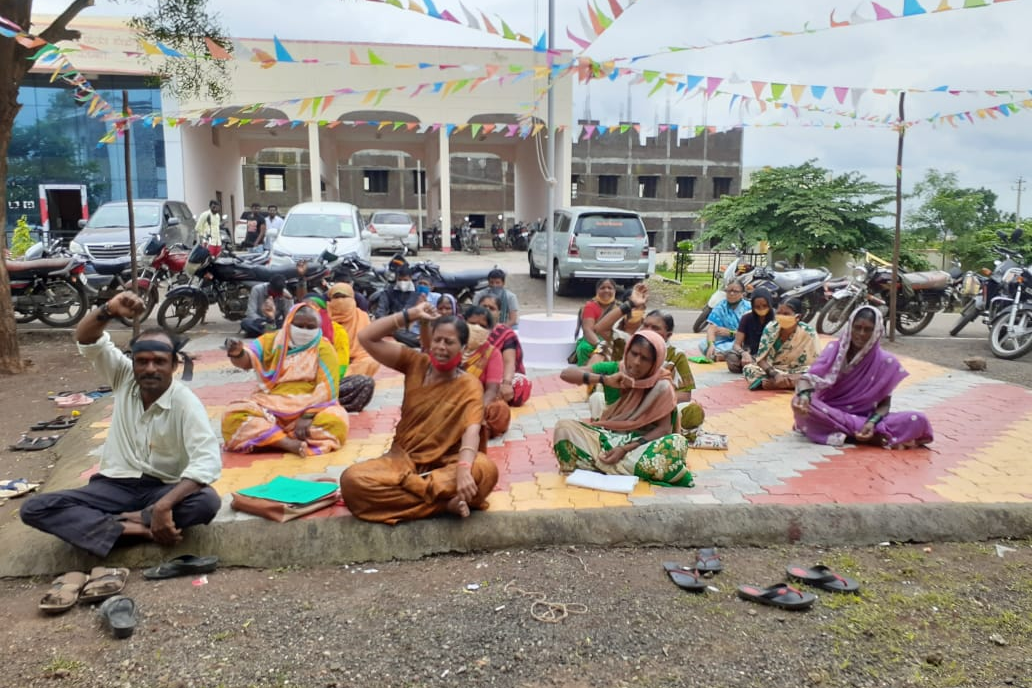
[902,0,927,15]
[566,28,591,49]
[833,86,849,104]
[934,0,952,10]
[393,121,406,130]
[811,85,828,100]
[533,31,547,52]
[156,42,185,58]
[790,84,806,103]
[705,77,722,98]
[770,83,787,100]
[350,49,365,66]
[408,0,426,13]
[871,2,897,20]
[139,40,163,56]
[963,0,988,7]
[445,123,457,136]
[648,80,666,97]
[851,88,867,110]
[368,49,388,66]
[471,123,482,138]
[272,36,295,62]
[751,81,766,100]
[458,1,481,29]
[205,38,233,60]
[532,123,545,137]
[608,0,625,18]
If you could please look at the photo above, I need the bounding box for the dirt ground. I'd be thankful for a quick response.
[0,543,1029,688]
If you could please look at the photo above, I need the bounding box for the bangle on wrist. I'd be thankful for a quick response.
[599,373,606,386]
[402,309,410,327]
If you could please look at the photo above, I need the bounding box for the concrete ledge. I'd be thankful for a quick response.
[3,502,1031,578]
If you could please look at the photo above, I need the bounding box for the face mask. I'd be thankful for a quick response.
[429,350,463,373]
[753,306,771,317]
[290,325,320,347]
[328,295,355,319]
[596,290,616,305]
[417,284,431,297]
[396,280,415,292]
[775,314,798,329]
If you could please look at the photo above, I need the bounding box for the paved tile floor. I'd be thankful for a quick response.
[80,333,1032,524]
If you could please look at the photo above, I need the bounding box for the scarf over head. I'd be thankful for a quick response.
[249,303,323,386]
[302,293,335,342]
[593,329,677,432]
[327,282,370,340]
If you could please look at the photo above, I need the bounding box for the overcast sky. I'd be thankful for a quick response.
[33,0,1032,219]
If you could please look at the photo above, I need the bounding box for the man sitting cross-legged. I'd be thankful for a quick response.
[20,292,222,557]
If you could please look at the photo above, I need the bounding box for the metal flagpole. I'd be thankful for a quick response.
[545,0,556,316]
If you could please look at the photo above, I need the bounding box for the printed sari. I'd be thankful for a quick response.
[463,324,510,438]
[742,320,821,390]
[553,330,693,487]
[698,298,751,356]
[222,305,350,455]
[794,307,933,448]
[338,346,499,523]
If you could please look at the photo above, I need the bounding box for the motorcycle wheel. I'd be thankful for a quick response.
[692,306,712,334]
[14,306,37,324]
[140,285,160,322]
[949,300,981,337]
[896,309,935,336]
[157,293,206,334]
[989,310,1032,360]
[36,279,89,327]
[816,298,852,335]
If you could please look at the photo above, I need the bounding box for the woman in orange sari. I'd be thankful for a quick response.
[222,304,349,456]
[339,302,499,523]
[326,282,380,378]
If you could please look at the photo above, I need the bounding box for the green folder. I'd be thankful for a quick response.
[236,476,338,506]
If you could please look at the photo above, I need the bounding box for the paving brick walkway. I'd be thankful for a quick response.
[79,333,1032,525]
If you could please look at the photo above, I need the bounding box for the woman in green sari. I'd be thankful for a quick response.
[742,297,821,391]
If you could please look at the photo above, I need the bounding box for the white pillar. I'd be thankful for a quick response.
[308,123,322,202]
[438,127,452,252]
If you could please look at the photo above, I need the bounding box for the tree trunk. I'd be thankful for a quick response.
[0,1,33,374]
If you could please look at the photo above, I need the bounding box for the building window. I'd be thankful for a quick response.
[571,174,580,200]
[676,176,695,199]
[713,177,732,198]
[363,169,389,194]
[258,166,286,192]
[598,175,619,197]
[411,170,426,195]
[638,176,658,199]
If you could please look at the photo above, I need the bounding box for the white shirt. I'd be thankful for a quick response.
[267,215,285,232]
[78,333,222,485]
[196,210,222,247]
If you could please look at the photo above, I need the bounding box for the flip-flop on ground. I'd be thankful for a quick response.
[737,583,816,611]
[786,564,860,593]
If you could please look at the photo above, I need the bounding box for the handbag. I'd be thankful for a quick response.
[230,492,339,522]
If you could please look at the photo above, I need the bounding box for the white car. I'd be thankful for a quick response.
[366,210,419,255]
[271,201,370,262]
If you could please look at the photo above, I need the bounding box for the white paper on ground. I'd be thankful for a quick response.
[565,469,639,494]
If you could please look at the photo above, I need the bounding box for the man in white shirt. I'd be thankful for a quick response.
[20,292,222,558]
[196,199,223,255]
[265,205,285,250]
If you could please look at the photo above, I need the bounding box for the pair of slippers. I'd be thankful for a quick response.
[30,415,78,431]
[663,547,724,590]
[737,565,861,611]
[38,566,130,614]
[0,478,39,499]
[8,435,61,451]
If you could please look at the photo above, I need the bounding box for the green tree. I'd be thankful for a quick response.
[9,216,33,258]
[905,168,1000,247]
[699,160,894,262]
[0,0,231,374]
[951,221,1032,271]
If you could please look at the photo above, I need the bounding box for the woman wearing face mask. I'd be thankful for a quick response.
[222,304,350,457]
[793,306,933,449]
[339,303,499,523]
[699,279,751,362]
[475,294,532,408]
[553,330,693,487]
[727,287,777,374]
[308,291,376,413]
[459,305,510,438]
[742,297,821,391]
[327,282,379,378]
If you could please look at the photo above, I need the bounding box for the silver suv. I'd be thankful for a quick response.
[528,206,651,295]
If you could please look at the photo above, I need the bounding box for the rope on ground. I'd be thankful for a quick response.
[504,580,587,624]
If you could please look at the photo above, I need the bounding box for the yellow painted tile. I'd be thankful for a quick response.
[512,498,571,512]
[594,493,632,507]
[630,481,655,497]
[508,482,540,500]
[535,472,568,489]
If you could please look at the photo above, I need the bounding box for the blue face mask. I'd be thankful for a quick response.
[417,284,431,297]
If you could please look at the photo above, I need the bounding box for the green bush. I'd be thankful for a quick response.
[10,216,34,258]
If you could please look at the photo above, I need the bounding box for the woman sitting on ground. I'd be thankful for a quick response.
[726,287,776,374]
[572,278,619,365]
[476,293,532,407]
[792,306,933,449]
[742,297,821,391]
[306,291,375,412]
[327,283,379,378]
[338,303,499,523]
[699,279,751,362]
[223,303,350,456]
[460,305,511,438]
[552,330,693,487]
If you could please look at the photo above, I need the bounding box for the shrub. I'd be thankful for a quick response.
[10,216,34,258]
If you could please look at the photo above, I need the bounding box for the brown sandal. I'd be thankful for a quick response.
[39,571,88,614]
[79,566,129,604]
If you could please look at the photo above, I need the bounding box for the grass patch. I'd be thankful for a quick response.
[648,272,714,310]
[43,657,84,674]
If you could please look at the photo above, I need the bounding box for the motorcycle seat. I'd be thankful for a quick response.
[250,264,302,282]
[92,256,134,276]
[903,270,951,291]
[438,269,491,287]
[5,258,71,275]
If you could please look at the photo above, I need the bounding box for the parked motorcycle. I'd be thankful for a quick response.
[9,239,89,327]
[156,243,322,333]
[950,230,1025,336]
[816,251,960,336]
[460,221,481,255]
[422,223,442,251]
[988,261,1032,359]
[491,222,507,252]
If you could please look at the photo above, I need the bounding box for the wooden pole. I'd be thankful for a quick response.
[123,90,140,338]
[889,92,905,343]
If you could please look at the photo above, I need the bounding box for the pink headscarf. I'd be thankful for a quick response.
[593,330,677,432]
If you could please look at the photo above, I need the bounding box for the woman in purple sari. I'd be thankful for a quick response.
[791,306,933,449]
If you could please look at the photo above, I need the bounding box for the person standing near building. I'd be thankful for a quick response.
[240,202,266,250]
[266,205,285,249]
[196,199,223,256]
